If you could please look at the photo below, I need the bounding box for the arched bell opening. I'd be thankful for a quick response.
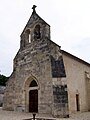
[25,29,31,43]
[34,24,41,39]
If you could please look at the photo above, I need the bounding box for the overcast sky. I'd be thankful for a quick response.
[0,0,90,76]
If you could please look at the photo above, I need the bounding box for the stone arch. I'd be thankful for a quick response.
[24,75,39,90]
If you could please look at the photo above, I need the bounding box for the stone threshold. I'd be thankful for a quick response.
[23,119,55,120]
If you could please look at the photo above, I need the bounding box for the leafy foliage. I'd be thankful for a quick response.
[0,74,9,86]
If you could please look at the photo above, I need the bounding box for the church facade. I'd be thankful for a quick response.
[3,6,90,118]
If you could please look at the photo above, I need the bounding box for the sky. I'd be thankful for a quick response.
[0,0,90,76]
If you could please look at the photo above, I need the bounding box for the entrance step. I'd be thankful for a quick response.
[23,119,55,120]
[23,113,55,120]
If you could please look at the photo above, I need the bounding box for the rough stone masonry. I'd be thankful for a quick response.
[3,5,69,118]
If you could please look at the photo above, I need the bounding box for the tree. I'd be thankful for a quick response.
[0,74,9,86]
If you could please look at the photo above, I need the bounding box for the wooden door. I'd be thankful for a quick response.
[29,90,38,112]
[76,94,80,111]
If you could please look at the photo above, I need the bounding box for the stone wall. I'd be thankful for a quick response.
[53,84,69,117]
[0,86,5,107]
[3,9,69,117]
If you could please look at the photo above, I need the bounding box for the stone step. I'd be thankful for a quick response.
[23,118,55,120]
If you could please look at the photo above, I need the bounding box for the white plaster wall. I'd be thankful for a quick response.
[62,53,90,114]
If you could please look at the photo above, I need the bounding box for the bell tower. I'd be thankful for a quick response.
[20,5,50,49]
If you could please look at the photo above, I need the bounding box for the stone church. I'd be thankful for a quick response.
[3,6,90,118]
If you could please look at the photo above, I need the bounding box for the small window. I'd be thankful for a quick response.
[34,25,40,39]
[29,80,38,87]
[26,29,31,43]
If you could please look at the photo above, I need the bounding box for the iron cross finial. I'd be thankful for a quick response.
[32,5,37,13]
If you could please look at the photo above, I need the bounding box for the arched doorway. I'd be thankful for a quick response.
[29,80,38,112]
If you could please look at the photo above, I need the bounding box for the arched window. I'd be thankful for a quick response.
[29,80,38,87]
[26,29,31,43]
[34,25,40,39]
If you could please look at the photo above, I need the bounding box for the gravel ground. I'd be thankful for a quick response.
[0,107,90,120]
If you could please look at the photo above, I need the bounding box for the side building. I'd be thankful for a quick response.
[61,50,90,114]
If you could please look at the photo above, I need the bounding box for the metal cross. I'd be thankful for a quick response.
[32,5,37,13]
